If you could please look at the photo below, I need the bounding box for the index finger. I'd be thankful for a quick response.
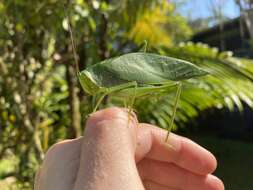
[135,123,217,175]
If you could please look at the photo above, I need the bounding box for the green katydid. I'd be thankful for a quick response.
[78,53,207,141]
[65,12,208,142]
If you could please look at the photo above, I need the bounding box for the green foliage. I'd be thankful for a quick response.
[128,2,192,46]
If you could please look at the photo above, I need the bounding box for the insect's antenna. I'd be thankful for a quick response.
[64,3,80,73]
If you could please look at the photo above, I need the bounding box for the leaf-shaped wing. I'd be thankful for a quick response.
[85,53,208,88]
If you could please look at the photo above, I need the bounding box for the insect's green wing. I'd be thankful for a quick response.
[84,53,208,88]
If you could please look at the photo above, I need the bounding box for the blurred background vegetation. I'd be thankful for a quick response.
[0,0,253,189]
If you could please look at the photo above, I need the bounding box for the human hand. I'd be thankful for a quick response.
[35,107,224,190]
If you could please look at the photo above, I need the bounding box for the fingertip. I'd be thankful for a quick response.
[183,138,218,175]
[206,175,225,190]
[206,151,217,174]
[86,107,138,129]
[190,140,217,175]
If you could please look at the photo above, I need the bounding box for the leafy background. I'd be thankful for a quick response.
[0,0,253,189]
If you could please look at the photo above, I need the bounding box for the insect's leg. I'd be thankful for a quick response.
[127,82,137,126]
[84,95,98,118]
[107,81,138,125]
[92,80,138,112]
[165,82,182,142]
[118,82,177,98]
[92,93,107,113]
[92,95,97,110]
[108,81,139,93]
[129,82,137,109]
[92,82,138,113]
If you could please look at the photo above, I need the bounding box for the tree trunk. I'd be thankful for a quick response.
[66,61,81,138]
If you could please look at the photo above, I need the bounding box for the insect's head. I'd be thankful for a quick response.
[78,71,100,95]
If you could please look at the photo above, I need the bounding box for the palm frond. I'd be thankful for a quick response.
[136,43,253,130]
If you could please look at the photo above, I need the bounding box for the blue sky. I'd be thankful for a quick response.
[178,0,240,20]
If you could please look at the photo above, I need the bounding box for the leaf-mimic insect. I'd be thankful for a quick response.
[65,10,208,142]
[78,53,208,141]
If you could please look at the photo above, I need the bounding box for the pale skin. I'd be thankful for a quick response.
[35,107,224,190]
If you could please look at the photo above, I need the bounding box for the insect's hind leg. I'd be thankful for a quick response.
[165,82,182,142]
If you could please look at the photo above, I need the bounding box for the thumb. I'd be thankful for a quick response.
[73,107,144,190]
